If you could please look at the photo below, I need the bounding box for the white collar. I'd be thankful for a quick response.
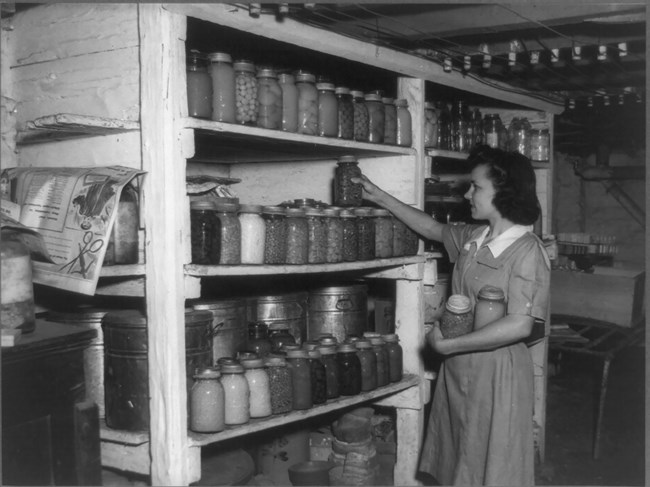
[471,224,533,258]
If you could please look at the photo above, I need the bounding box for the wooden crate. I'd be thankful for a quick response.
[551,267,645,327]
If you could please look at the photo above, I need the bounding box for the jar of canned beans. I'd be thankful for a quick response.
[369,336,390,387]
[340,209,358,262]
[305,207,327,264]
[265,356,293,414]
[234,60,258,125]
[352,90,369,142]
[262,205,287,264]
[190,200,220,265]
[372,208,393,259]
[187,50,212,119]
[335,86,354,140]
[256,67,282,130]
[395,98,412,147]
[382,97,397,145]
[322,208,343,263]
[296,71,318,135]
[355,208,376,261]
[214,202,241,265]
[278,72,298,132]
[285,207,309,264]
[307,349,328,404]
[334,155,363,207]
[365,92,385,143]
[207,51,235,122]
[317,82,338,137]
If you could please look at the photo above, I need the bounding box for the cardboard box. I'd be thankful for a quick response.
[551,267,645,327]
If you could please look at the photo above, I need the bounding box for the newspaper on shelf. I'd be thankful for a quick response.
[1,165,146,295]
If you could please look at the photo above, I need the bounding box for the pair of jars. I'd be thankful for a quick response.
[190,201,241,265]
[439,286,506,339]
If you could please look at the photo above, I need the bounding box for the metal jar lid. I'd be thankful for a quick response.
[369,336,386,346]
[190,200,216,211]
[316,82,335,91]
[446,294,472,313]
[307,349,322,359]
[304,207,324,217]
[295,72,316,83]
[265,356,288,367]
[339,209,356,219]
[233,60,256,72]
[257,67,277,78]
[383,333,399,342]
[351,90,365,98]
[370,208,390,217]
[335,86,350,95]
[353,208,372,217]
[322,208,340,217]
[316,345,337,355]
[286,349,309,359]
[337,343,357,353]
[364,93,382,102]
[262,205,286,216]
[194,367,221,379]
[241,358,266,369]
[338,155,357,164]
[478,285,506,301]
[239,204,263,214]
[354,338,373,349]
[220,363,245,374]
[285,208,306,217]
[208,52,232,63]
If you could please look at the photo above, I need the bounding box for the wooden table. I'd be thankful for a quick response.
[2,320,101,485]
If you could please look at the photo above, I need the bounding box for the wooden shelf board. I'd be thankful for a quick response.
[184,117,415,163]
[427,148,550,169]
[424,195,465,203]
[185,256,424,277]
[99,264,146,278]
[16,113,140,145]
[189,374,420,447]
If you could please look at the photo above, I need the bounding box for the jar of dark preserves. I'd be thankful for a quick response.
[334,155,363,208]
[382,97,397,145]
[335,86,354,140]
[316,345,339,399]
[248,321,273,357]
[307,349,328,404]
[190,200,220,265]
[382,333,403,382]
[286,349,313,410]
[424,101,438,148]
[340,209,358,262]
[187,50,212,119]
[391,216,407,257]
[265,356,293,414]
[336,343,362,396]
[354,208,376,261]
[369,336,390,387]
[214,202,241,265]
[354,339,377,392]
[262,205,287,264]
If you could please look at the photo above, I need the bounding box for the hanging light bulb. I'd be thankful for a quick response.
[479,43,491,69]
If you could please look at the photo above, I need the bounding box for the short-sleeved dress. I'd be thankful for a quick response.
[418,223,550,486]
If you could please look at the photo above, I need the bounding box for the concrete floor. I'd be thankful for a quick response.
[536,345,646,486]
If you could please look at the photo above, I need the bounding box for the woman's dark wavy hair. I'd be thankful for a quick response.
[467,145,541,225]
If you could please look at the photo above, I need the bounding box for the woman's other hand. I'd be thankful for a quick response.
[426,322,454,355]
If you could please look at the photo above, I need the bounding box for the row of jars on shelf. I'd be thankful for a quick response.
[423,101,550,161]
[187,50,412,146]
[190,201,419,266]
[190,330,403,434]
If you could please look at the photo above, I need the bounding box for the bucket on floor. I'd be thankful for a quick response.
[102,308,212,431]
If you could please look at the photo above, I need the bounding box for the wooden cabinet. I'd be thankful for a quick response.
[2,4,563,485]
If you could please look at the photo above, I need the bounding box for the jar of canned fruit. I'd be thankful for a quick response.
[234,60,258,125]
[256,67,282,130]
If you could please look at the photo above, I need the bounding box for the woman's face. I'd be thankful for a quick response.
[465,164,498,221]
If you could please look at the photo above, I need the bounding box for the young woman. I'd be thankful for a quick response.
[352,146,550,486]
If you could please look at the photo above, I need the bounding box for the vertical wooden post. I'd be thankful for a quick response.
[139,5,190,485]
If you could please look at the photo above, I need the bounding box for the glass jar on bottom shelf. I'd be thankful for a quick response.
[382,97,397,145]
[382,333,403,382]
[220,363,250,425]
[265,356,293,414]
[262,206,287,264]
[286,349,313,410]
[307,349,328,404]
[241,358,272,418]
[190,201,220,265]
[214,202,241,265]
[316,345,339,399]
[190,367,225,433]
[354,339,377,392]
[336,343,362,396]
[369,336,390,387]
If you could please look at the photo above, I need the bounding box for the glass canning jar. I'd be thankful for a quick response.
[285,207,309,264]
[248,321,273,357]
[220,363,250,425]
[1,240,36,334]
[214,202,241,265]
[187,50,212,119]
[265,356,293,414]
[336,343,362,396]
[354,339,377,392]
[323,208,343,263]
[340,209,358,262]
[395,98,412,147]
[286,349,313,410]
[190,367,225,433]
[256,67,282,130]
[440,294,473,338]
[234,60,258,125]
[307,349,328,404]
[351,90,369,142]
[207,51,235,122]
[382,97,397,145]
[105,183,139,266]
[391,216,408,257]
[316,82,338,137]
[262,205,287,264]
[239,204,265,264]
[305,207,327,264]
[365,93,385,143]
[335,86,354,139]
[316,345,339,399]
[404,226,419,256]
[382,333,403,382]
[529,129,550,162]
[424,101,438,148]
[483,113,501,149]
[371,208,393,259]
[278,72,298,132]
[190,200,220,265]
[369,336,390,387]
[474,285,506,330]
[295,71,318,135]
[333,155,363,207]
[268,322,297,353]
[241,358,272,418]
[354,208,376,261]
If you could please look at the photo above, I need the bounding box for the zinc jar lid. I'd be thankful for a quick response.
[338,155,357,164]
[233,60,256,72]
[370,208,390,217]
[446,294,472,313]
[257,67,277,78]
[286,349,309,359]
[241,358,266,369]
[364,93,382,102]
[381,97,394,104]
[214,202,240,212]
[318,336,338,346]
[354,339,372,349]
[335,86,350,95]
[221,363,245,374]
[295,72,316,83]
[262,205,286,215]
[285,208,306,217]
[316,82,335,91]
[322,208,340,217]
[265,356,287,367]
[304,207,324,217]
[369,336,385,346]
[353,208,372,217]
[190,200,216,211]
[239,204,263,214]
[339,209,356,218]
[383,333,399,342]
[307,349,322,359]
[194,367,221,379]
[350,90,365,98]
[478,285,506,301]
[337,343,357,353]
[207,52,232,63]
[395,98,408,107]
[316,345,337,355]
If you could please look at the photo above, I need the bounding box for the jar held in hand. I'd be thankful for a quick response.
[439,294,473,338]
